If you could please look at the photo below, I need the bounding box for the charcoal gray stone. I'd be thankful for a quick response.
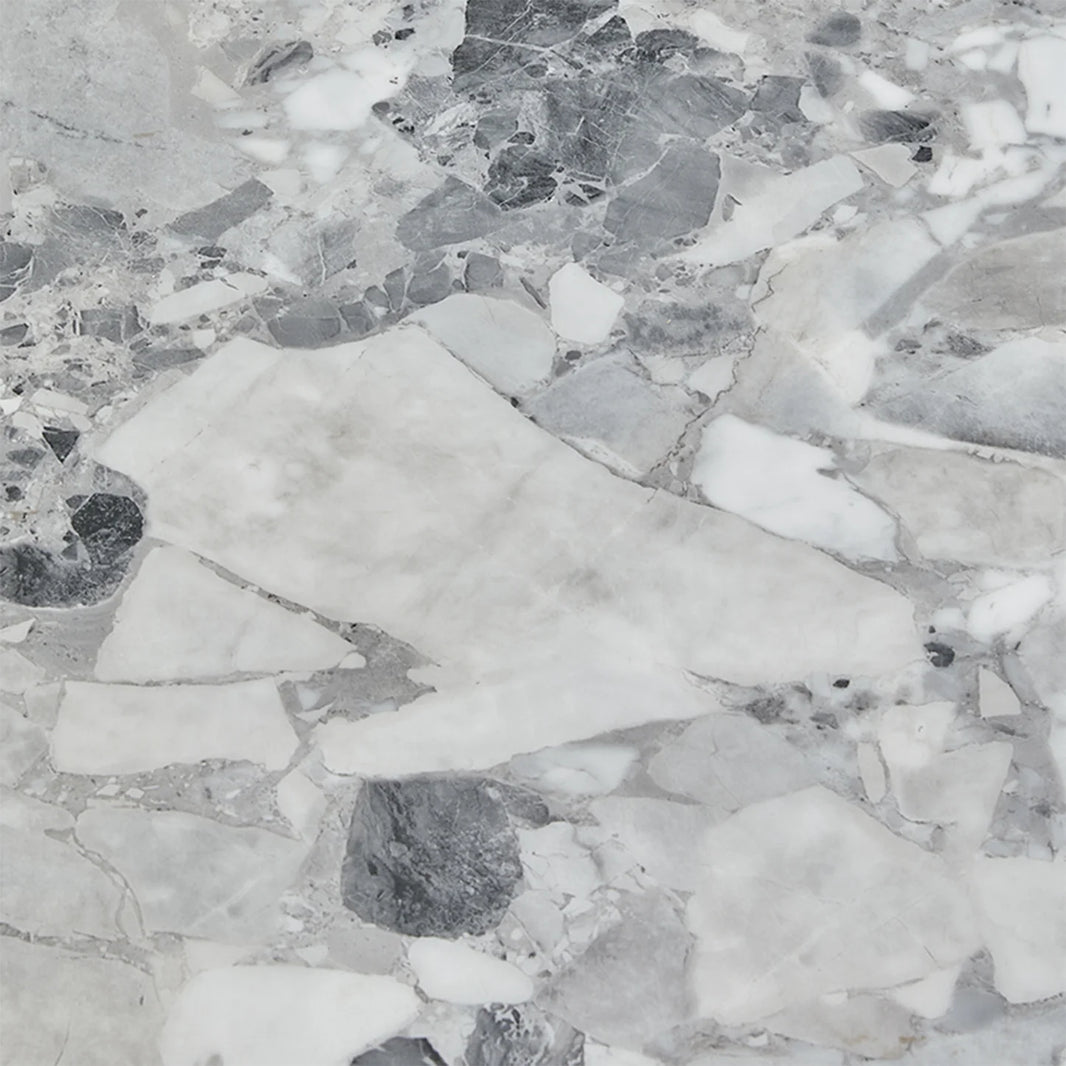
[466,1005,584,1066]
[341,776,523,937]
[475,111,520,150]
[0,324,29,345]
[42,427,79,463]
[859,110,934,143]
[351,1038,446,1066]
[634,29,700,61]
[339,302,377,337]
[169,179,274,242]
[247,40,314,84]
[808,12,861,46]
[266,301,343,348]
[70,494,144,566]
[486,145,559,209]
[0,543,123,608]
[604,143,719,243]
[0,242,33,300]
[406,264,452,306]
[807,53,843,97]
[384,269,407,310]
[78,306,141,343]
[463,253,503,291]
[396,178,504,250]
[634,70,748,143]
[132,348,203,370]
[751,76,806,124]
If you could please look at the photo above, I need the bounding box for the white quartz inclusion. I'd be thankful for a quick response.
[147,273,268,325]
[160,965,420,1066]
[407,938,533,1004]
[94,332,922,706]
[94,547,353,681]
[509,742,638,795]
[978,668,1021,718]
[52,679,298,773]
[692,415,898,562]
[686,787,980,1024]
[962,100,1027,148]
[972,856,1066,1003]
[967,574,1054,643]
[548,264,624,344]
[408,294,556,396]
[282,53,408,131]
[680,156,864,267]
[1019,35,1066,138]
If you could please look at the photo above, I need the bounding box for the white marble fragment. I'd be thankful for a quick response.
[585,797,717,891]
[160,966,420,1066]
[851,144,918,187]
[857,741,887,802]
[648,712,815,812]
[509,742,638,795]
[0,703,47,785]
[687,786,980,1024]
[519,822,601,902]
[853,447,1065,567]
[692,416,899,562]
[967,574,1054,644]
[978,668,1021,718]
[147,273,268,325]
[407,938,534,1004]
[318,660,714,776]
[972,856,1066,1003]
[767,992,915,1059]
[94,334,923,693]
[962,100,1027,148]
[0,826,124,938]
[408,294,556,396]
[888,966,961,1019]
[0,619,34,643]
[0,647,44,693]
[282,52,409,132]
[1,939,163,1066]
[75,807,308,941]
[52,679,298,774]
[0,787,74,832]
[680,157,864,267]
[548,264,624,344]
[94,547,353,681]
[275,769,327,841]
[1019,35,1066,138]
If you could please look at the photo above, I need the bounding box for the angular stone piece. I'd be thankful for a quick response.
[42,425,79,463]
[353,1038,446,1066]
[604,144,719,244]
[169,179,273,242]
[70,493,144,565]
[807,12,861,46]
[397,178,504,250]
[341,776,522,937]
[466,1003,584,1066]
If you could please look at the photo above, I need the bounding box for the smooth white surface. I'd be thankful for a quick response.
[52,679,298,773]
[160,965,420,1066]
[408,295,556,396]
[407,938,533,1004]
[548,264,624,344]
[147,273,267,325]
[692,415,898,561]
[94,547,353,681]
[94,334,923,689]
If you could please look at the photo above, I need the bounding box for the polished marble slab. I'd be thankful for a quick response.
[1,0,1065,1064]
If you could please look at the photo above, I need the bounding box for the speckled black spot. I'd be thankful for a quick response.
[352,1038,446,1066]
[70,493,144,566]
[341,776,523,937]
[466,1005,583,1066]
[925,642,955,668]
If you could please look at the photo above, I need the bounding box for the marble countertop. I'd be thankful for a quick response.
[1,0,1064,1064]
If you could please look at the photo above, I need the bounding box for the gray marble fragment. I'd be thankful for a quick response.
[341,775,523,937]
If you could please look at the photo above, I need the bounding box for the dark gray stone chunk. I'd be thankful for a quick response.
[42,427,79,463]
[6,448,43,468]
[267,300,343,348]
[0,323,29,345]
[486,145,559,209]
[339,302,377,337]
[396,179,504,251]
[544,79,636,182]
[0,543,123,608]
[352,1038,445,1066]
[132,348,203,371]
[463,0,612,47]
[0,242,33,300]
[807,12,861,46]
[247,40,314,84]
[859,110,934,143]
[70,494,143,566]
[807,53,843,97]
[636,70,748,141]
[634,28,700,61]
[77,306,141,344]
[604,144,719,243]
[169,179,274,242]
[406,264,452,306]
[384,269,407,310]
[466,1005,583,1066]
[341,776,522,937]
[751,76,806,123]
[475,111,520,150]
[463,253,503,291]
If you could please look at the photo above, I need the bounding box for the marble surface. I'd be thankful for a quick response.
[1,0,1065,1063]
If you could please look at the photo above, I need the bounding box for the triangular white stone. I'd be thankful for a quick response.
[95,546,352,681]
